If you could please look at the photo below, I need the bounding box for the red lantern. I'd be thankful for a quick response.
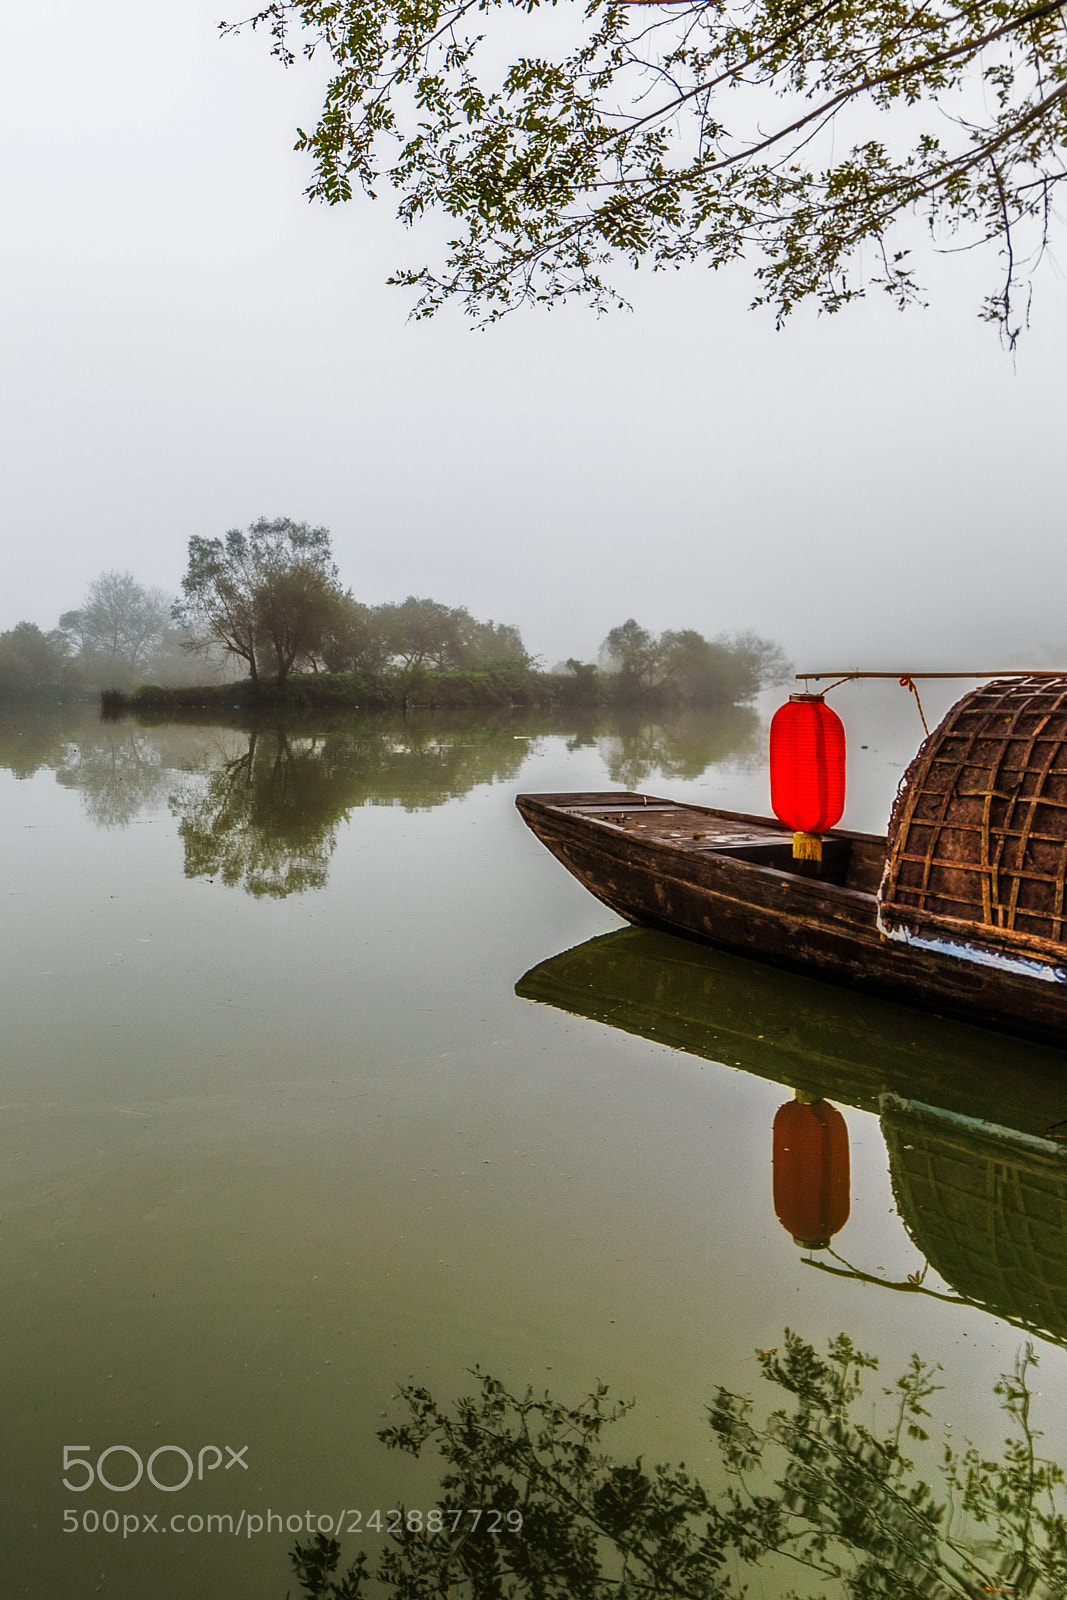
[772,1096,850,1250]
[769,693,845,859]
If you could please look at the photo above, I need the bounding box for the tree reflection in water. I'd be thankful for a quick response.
[167,719,533,897]
[165,709,765,898]
[0,711,84,780]
[0,715,170,827]
[0,714,186,821]
[0,705,768,896]
[170,730,340,897]
[597,705,762,790]
[282,1333,1067,1598]
[55,724,171,829]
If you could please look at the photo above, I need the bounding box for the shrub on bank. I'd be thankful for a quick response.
[126,674,394,713]
[401,662,546,709]
[121,665,550,714]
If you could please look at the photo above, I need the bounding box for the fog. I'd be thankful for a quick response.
[3,0,1065,674]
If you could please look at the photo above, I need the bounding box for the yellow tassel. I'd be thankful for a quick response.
[793,831,822,861]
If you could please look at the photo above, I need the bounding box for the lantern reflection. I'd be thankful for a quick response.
[772,1093,851,1250]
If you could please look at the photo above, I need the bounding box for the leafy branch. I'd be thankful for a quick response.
[226,0,1067,337]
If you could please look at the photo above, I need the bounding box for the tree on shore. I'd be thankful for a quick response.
[174,518,345,689]
[0,623,81,701]
[726,630,792,700]
[257,561,346,687]
[600,620,663,699]
[174,531,263,685]
[375,597,530,672]
[601,619,789,703]
[375,596,470,671]
[59,570,171,688]
[226,0,1067,339]
[317,595,391,674]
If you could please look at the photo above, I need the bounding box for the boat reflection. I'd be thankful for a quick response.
[517,927,1067,1346]
[880,1096,1067,1348]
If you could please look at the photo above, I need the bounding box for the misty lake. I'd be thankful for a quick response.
[4,693,1067,1598]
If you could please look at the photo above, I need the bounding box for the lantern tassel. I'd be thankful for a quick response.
[793,831,822,862]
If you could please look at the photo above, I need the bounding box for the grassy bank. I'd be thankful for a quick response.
[121,666,603,715]
[125,673,392,714]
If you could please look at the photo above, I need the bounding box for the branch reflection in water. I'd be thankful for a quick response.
[281,1333,1067,1598]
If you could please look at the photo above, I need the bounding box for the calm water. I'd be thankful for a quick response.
[3,692,1067,1597]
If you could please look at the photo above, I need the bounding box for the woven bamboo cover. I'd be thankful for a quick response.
[880,676,1067,956]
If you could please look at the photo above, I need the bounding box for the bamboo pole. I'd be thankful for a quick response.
[797,670,1067,682]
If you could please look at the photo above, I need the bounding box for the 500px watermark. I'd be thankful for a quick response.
[63,1508,525,1538]
[62,1444,248,1493]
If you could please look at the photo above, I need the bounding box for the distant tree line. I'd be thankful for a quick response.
[592,619,789,706]
[0,571,206,700]
[0,517,790,708]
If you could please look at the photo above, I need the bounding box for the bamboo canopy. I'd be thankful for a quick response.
[880,676,1067,957]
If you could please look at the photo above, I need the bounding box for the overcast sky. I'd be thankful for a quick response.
[3,0,1066,674]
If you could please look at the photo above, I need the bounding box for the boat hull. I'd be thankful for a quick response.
[516,791,1067,1046]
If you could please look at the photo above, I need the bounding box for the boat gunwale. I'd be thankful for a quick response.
[516,792,885,917]
[517,790,887,849]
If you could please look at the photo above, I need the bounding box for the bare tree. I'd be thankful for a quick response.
[59,570,171,686]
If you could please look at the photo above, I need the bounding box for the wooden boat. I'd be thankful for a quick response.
[516,677,1067,1047]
